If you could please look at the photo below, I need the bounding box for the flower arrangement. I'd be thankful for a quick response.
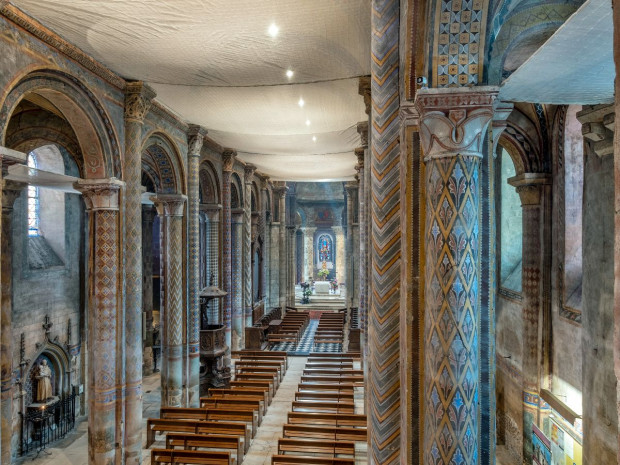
[317,268,330,280]
[301,282,312,304]
[331,278,338,291]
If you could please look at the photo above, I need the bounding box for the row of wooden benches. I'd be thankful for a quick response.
[313,312,347,347]
[267,310,310,348]
[269,352,366,465]
[150,350,291,464]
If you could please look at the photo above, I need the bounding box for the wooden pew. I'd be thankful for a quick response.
[229,380,274,400]
[209,387,270,407]
[235,356,287,374]
[300,375,363,385]
[146,418,249,451]
[151,449,232,465]
[165,433,243,463]
[287,412,367,428]
[235,365,282,382]
[234,353,289,369]
[277,438,355,458]
[303,369,363,376]
[282,424,367,442]
[294,391,355,402]
[271,455,354,465]
[305,363,353,369]
[199,398,263,424]
[309,352,360,359]
[298,383,355,393]
[291,400,355,414]
[234,372,279,389]
[160,407,258,437]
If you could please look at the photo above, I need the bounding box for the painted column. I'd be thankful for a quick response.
[221,150,235,359]
[345,182,357,308]
[231,209,244,350]
[1,180,23,464]
[286,187,297,307]
[152,194,187,407]
[508,174,550,463]
[186,125,207,407]
[201,204,221,323]
[243,165,256,327]
[123,81,155,464]
[261,184,271,306]
[416,87,498,465]
[273,186,288,308]
[74,178,124,465]
[142,206,156,376]
[332,225,345,290]
[303,227,316,282]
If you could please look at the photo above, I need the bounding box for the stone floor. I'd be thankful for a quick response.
[23,356,368,465]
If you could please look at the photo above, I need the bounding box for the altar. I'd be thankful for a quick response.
[314,281,331,295]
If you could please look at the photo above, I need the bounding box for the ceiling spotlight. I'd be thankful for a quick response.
[312,136,317,142]
[305,119,311,126]
[268,23,279,37]
[298,98,305,107]
[286,69,294,78]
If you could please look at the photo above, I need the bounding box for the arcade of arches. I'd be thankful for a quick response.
[0,1,619,464]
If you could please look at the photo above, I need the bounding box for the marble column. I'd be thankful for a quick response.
[142,206,156,376]
[231,209,244,350]
[187,125,207,407]
[303,227,316,282]
[416,87,498,465]
[152,194,187,407]
[1,180,23,464]
[344,182,357,307]
[273,186,288,309]
[243,165,256,327]
[74,178,124,465]
[508,174,550,463]
[221,150,235,359]
[124,82,155,464]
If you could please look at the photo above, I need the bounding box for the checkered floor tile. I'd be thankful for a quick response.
[269,319,343,355]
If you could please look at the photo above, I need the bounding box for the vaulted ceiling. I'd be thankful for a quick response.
[13,0,371,181]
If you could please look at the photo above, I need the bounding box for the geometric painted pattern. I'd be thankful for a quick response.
[221,152,235,354]
[432,0,490,87]
[369,1,401,463]
[424,156,480,465]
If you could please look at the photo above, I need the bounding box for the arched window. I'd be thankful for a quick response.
[500,148,523,292]
[27,153,40,236]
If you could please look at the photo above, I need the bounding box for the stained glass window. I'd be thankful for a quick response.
[317,234,333,263]
[27,153,40,236]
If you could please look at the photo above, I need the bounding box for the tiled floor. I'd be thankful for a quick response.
[23,357,368,465]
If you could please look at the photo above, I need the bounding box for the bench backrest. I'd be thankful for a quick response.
[166,433,243,459]
[277,438,355,457]
[287,412,367,427]
[271,454,354,465]
[151,449,231,465]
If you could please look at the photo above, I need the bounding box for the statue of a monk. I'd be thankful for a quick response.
[36,360,52,402]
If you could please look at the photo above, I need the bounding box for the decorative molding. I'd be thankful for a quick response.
[73,178,124,211]
[358,76,371,115]
[492,102,514,153]
[124,82,156,123]
[272,185,288,199]
[151,101,189,133]
[244,164,257,183]
[356,121,369,148]
[508,173,551,206]
[221,149,236,172]
[354,147,365,169]
[577,104,615,157]
[1,4,126,89]
[187,124,208,157]
[151,194,187,217]
[499,286,523,302]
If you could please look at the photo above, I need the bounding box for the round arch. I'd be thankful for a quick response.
[199,160,221,204]
[141,133,184,194]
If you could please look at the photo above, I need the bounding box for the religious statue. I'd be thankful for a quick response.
[36,360,53,402]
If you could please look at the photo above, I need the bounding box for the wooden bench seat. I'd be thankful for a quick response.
[271,455,354,465]
[303,369,363,376]
[291,400,355,414]
[160,407,258,437]
[146,418,249,451]
[229,380,274,399]
[309,352,360,359]
[235,354,289,369]
[235,366,282,382]
[298,383,355,393]
[199,398,263,425]
[287,412,367,428]
[300,376,363,385]
[294,391,355,402]
[234,372,279,388]
[305,363,353,369]
[282,424,367,442]
[277,438,355,457]
[166,433,243,462]
[152,449,232,465]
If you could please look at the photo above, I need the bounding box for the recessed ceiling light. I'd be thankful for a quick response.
[305,120,311,126]
[268,23,279,37]
[312,136,317,142]
[298,98,305,107]
[286,69,294,78]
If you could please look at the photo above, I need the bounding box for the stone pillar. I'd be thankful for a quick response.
[231,209,244,350]
[142,206,156,376]
[416,87,498,465]
[577,105,617,465]
[509,173,551,463]
[273,186,288,308]
[201,204,221,322]
[74,178,124,465]
[123,81,155,464]
[303,227,316,282]
[1,180,23,464]
[221,150,235,360]
[344,182,357,308]
[287,226,296,306]
[261,184,271,305]
[186,125,207,407]
[152,194,187,407]
[243,165,256,327]
[332,226,345,288]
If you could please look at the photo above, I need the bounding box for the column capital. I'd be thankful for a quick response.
[151,194,187,217]
[344,182,358,195]
[354,147,365,170]
[358,76,371,115]
[357,121,369,148]
[415,87,499,160]
[2,179,25,213]
[272,185,288,199]
[222,149,237,172]
[492,101,514,153]
[187,125,208,157]
[244,164,257,183]
[124,81,156,123]
[577,104,615,157]
[74,177,124,211]
[231,208,244,223]
[508,173,551,206]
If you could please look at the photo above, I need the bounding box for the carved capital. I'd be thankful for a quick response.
[508,173,550,206]
[357,121,369,148]
[358,76,371,115]
[187,125,208,157]
[354,147,365,169]
[151,194,187,217]
[124,82,156,123]
[272,186,288,199]
[74,178,124,211]
[244,164,257,183]
[577,104,615,157]
[344,182,358,195]
[222,149,237,172]
[415,87,499,160]
[2,180,25,213]
[492,101,514,153]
